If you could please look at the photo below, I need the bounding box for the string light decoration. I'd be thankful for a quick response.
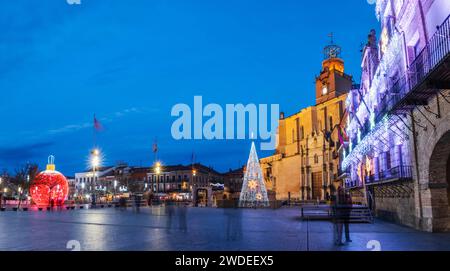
[239,142,269,208]
[30,155,69,206]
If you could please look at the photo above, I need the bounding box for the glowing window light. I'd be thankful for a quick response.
[370,112,376,129]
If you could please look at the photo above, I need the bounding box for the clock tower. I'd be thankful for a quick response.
[315,41,353,105]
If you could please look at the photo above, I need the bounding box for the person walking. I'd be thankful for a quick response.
[335,186,352,246]
[343,189,353,243]
[330,188,340,246]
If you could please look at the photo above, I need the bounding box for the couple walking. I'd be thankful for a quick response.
[331,186,353,246]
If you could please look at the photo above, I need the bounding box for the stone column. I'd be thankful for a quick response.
[322,167,327,201]
[328,164,333,199]
[300,168,305,200]
[307,169,312,200]
[396,144,403,167]
[380,152,386,178]
[374,155,380,180]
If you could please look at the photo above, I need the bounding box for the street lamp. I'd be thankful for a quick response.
[155,162,161,174]
[154,161,162,193]
[90,148,102,206]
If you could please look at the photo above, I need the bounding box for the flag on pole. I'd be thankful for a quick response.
[152,139,158,153]
[337,126,345,145]
[94,115,103,131]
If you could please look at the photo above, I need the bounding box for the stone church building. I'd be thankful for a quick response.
[260,43,354,201]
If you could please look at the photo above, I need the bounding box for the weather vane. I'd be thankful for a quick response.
[324,33,341,59]
[328,32,334,44]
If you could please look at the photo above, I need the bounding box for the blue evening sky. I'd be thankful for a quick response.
[0,0,379,176]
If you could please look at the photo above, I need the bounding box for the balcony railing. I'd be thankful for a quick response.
[345,165,413,189]
[365,165,413,185]
[375,14,450,122]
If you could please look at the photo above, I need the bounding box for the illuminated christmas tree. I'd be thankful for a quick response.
[239,142,269,208]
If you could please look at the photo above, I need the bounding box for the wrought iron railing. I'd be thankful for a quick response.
[375,14,450,122]
[345,179,361,189]
[346,165,413,188]
[366,165,413,184]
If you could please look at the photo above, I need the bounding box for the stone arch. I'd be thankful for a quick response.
[193,187,213,207]
[428,130,450,232]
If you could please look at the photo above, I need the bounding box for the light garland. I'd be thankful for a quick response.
[342,116,390,170]
[345,26,405,169]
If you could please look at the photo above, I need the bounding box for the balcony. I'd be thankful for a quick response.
[365,165,413,185]
[345,166,412,189]
[343,15,450,171]
[375,14,450,121]
[345,180,361,189]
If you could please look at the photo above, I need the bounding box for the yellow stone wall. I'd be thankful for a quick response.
[261,56,351,201]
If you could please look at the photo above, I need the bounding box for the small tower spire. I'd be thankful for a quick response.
[323,33,341,60]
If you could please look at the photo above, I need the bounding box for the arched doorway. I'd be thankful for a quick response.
[196,188,208,207]
[193,187,213,207]
[428,130,450,232]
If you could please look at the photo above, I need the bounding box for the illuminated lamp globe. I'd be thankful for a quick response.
[30,155,69,206]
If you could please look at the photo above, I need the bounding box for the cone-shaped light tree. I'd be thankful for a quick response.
[239,142,269,208]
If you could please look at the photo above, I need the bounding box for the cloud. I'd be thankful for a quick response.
[0,141,54,165]
[46,107,143,136]
[47,123,92,135]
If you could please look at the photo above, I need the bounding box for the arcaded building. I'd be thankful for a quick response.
[260,44,354,201]
[342,0,450,232]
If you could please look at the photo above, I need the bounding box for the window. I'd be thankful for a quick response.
[329,116,333,131]
[314,154,319,164]
[322,85,328,95]
[386,151,391,170]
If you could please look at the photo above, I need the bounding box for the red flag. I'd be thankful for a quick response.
[152,139,158,153]
[337,126,345,145]
[94,115,103,131]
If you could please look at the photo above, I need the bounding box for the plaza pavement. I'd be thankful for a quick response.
[0,206,449,251]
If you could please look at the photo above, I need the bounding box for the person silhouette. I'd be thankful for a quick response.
[165,200,175,232]
[334,186,352,246]
[178,205,188,232]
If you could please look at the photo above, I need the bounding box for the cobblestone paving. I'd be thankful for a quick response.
[0,206,449,251]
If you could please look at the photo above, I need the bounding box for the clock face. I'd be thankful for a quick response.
[322,85,328,95]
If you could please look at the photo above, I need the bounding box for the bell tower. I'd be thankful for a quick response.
[315,35,353,105]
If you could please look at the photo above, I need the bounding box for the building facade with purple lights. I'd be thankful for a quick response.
[342,0,450,232]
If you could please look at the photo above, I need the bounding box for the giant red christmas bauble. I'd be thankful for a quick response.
[30,170,69,206]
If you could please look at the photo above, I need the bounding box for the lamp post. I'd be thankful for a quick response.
[90,148,101,207]
[81,182,85,203]
[155,161,161,192]
[114,180,117,200]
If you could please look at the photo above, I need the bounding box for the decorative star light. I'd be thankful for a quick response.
[256,193,263,200]
[248,180,258,190]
